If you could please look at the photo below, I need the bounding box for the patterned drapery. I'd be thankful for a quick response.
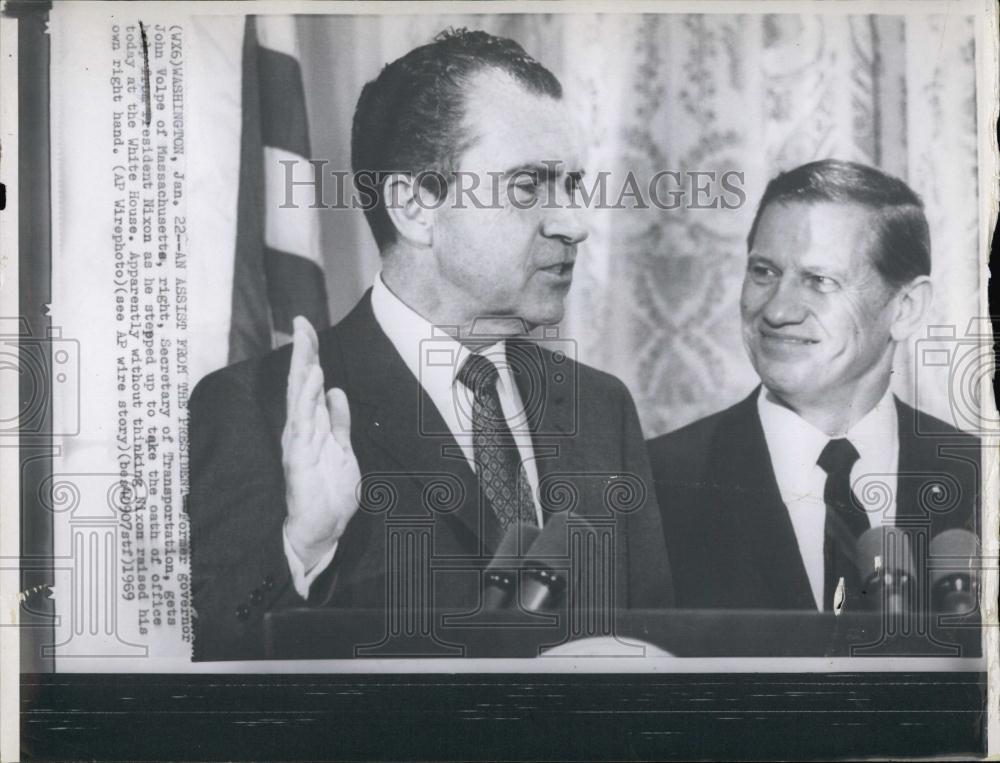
[298,12,980,437]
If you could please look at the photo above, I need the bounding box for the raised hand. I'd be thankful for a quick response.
[281,316,361,571]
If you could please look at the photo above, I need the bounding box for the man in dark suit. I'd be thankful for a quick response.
[189,29,674,661]
[649,160,981,613]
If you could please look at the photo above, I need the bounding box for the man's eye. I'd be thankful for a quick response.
[807,274,839,292]
[748,264,778,283]
[510,181,539,203]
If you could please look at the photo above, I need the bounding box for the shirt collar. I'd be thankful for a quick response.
[757,388,830,500]
[370,272,512,396]
[757,384,898,500]
[844,386,898,472]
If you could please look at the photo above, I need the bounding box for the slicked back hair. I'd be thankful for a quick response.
[351,28,563,251]
[746,159,931,289]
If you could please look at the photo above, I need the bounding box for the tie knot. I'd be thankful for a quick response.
[457,352,500,396]
[817,438,860,476]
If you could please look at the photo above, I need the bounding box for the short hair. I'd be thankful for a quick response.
[351,28,563,251]
[746,159,931,289]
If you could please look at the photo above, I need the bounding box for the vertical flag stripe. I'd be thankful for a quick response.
[262,148,323,266]
[258,47,311,156]
[254,14,300,58]
[228,16,271,364]
[229,15,330,365]
[264,249,330,336]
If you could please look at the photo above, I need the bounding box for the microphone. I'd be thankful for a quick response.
[930,529,981,615]
[519,512,571,612]
[483,521,541,610]
[855,526,915,616]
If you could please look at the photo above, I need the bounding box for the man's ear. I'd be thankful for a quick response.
[382,173,437,248]
[890,275,933,342]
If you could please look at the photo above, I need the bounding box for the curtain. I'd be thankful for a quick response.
[296,12,980,437]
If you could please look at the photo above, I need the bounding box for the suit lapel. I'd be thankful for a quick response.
[893,397,959,529]
[715,391,817,609]
[509,339,576,521]
[895,398,917,524]
[324,294,503,555]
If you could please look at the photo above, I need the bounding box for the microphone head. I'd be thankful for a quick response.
[483,522,542,610]
[519,515,609,613]
[929,529,981,587]
[524,511,571,564]
[517,513,573,612]
[487,521,542,569]
[855,526,915,581]
[929,529,980,614]
[854,526,916,615]
[523,512,602,554]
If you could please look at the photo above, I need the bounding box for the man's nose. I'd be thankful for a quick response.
[540,186,589,245]
[760,277,808,326]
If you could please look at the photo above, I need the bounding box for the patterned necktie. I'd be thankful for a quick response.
[457,352,538,529]
[817,438,870,611]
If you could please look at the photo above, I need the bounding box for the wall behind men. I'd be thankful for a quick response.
[296,12,981,438]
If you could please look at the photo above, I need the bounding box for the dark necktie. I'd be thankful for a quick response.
[457,352,538,529]
[817,438,870,611]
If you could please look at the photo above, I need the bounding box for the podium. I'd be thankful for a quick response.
[264,607,981,659]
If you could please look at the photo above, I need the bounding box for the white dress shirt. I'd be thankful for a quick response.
[756,386,899,610]
[283,273,543,598]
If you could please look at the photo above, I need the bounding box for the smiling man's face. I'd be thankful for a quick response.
[429,68,588,334]
[740,200,901,414]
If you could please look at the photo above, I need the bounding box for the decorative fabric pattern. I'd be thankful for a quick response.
[295,13,979,436]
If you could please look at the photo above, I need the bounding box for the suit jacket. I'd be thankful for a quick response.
[189,292,674,660]
[648,388,981,610]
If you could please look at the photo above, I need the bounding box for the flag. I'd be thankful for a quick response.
[229,15,329,364]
